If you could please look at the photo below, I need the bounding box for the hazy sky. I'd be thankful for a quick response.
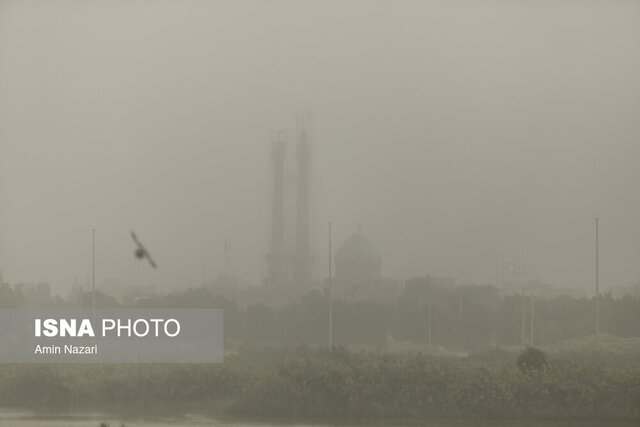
[1,0,639,294]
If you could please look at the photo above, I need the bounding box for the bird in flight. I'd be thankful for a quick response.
[131,231,157,268]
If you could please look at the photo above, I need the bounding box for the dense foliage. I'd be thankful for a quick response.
[517,347,548,373]
[2,281,640,351]
[0,349,638,421]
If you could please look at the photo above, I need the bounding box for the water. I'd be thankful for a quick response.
[0,410,637,427]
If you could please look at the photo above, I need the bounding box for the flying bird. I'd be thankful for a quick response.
[131,231,157,268]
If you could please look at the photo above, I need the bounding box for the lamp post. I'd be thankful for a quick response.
[426,275,432,347]
[92,229,96,308]
[92,228,96,323]
[328,222,333,348]
[595,218,600,351]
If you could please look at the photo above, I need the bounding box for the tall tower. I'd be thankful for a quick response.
[265,114,315,290]
[266,131,289,287]
[293,116,314,286]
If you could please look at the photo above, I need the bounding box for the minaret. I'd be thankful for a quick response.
[293,117,313,286]
[266,131,288,286]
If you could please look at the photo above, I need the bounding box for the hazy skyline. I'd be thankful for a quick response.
[1,0,639,293]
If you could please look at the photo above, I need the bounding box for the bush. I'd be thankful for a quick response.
[517,347,548,373]
[3,349,640,421]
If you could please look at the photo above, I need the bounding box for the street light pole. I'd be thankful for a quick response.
[521,287,526,346]
[426,275,432,347]
[530,293,534,346]
[328,222,333,348]
[92,228,96,318]
[595,218,600,351]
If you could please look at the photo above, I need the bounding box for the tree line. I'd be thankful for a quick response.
[2,279,639,350]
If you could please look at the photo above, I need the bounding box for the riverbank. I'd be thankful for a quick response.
[1,409,638,427]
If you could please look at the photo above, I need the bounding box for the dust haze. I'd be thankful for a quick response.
[1,0,639,294]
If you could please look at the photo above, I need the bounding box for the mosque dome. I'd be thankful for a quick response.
[335,225,381,284]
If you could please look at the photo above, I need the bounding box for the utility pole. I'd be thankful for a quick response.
[595,218,600,351]
[328,222,333,348]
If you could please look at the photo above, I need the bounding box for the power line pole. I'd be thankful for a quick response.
[595,218,600,351]
[328,222,333,348]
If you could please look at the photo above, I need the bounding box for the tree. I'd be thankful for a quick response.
[517,346,547,373]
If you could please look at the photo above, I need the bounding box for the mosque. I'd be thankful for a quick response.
[333,225,400,302]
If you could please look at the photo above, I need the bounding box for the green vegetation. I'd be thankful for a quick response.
[1,348,639,422]
[517,347,548,373]
[3,281,640,352]
[2,282,640,421]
